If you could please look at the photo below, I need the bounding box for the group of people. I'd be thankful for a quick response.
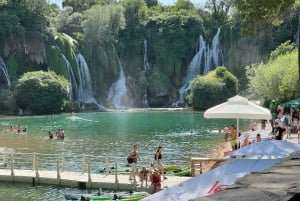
[48,128,65,139]
[271,105,300,142]
[223,124,264,150]
[127,144,166,194]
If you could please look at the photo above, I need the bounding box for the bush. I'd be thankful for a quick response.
[187,66,238,110]
[15,71,69,114]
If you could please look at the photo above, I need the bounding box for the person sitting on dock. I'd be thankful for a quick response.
[150,170,161,194]
[139,166,149,187]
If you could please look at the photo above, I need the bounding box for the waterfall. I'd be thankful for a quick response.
[0,57,12,87]
[143,39,150,72]
[54,34,105,110]
[173,28,223,107]
[143,93,149,108]
[77,53,96,103]
[76,54,105,110]
[61,54,78,102]
[107,61,127,109]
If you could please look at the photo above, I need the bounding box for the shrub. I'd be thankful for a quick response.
[15,71,69,114]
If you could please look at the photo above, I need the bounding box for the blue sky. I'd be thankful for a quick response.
[49,0,204,8]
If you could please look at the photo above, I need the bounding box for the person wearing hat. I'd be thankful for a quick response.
[271,121,284,140]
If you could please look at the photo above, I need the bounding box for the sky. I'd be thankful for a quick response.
[49,0,205,9]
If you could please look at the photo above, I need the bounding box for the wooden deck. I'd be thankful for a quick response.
[0,168,191,191]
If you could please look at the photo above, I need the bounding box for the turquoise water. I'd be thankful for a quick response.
[0,110,242,200]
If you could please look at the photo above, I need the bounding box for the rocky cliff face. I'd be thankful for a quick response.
[0,30,224,110]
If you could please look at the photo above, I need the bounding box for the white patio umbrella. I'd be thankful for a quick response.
[141,158,281,201]
[204,95,272,145]
[227,140,300,157]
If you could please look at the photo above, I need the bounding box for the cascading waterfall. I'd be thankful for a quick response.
[143,93,149,108]
[76,53,96,103]
[61,54,78,102]
[143,39,150,107]
[172,28,223,107]
[143,39,150,72]
[0,57,12,87]
[55,34,105,110]
[107,60,127,109]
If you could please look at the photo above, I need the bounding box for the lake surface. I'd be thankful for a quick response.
[0,110,244,200]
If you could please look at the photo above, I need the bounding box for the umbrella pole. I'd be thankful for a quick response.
[236,119,239,149]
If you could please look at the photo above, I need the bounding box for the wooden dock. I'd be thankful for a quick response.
[0,168,190,191]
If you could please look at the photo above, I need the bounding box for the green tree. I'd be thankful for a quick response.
[247,49,299,102]
[187,66,238,109]
[82,4,125,46]
[55,6,83,35]
[175,0,195,10]
[62,0,113,12]
[232,0,295,34]
[205,0,233,26]
[15,71,69,114]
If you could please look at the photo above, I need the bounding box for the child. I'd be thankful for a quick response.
[139,166,149,187]
[150,170,161,194]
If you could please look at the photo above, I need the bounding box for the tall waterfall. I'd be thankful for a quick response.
[143,39,150,72]
[77,53,97,104]
[173,29,223,107]
[61,54,77,102]
[55,34,105,109]
[0,57,12,87]
[107,61,127,109]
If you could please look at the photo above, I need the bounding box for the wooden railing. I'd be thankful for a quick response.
[190,157,229,176]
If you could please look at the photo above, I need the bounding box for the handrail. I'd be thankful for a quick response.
[0,148,155,189]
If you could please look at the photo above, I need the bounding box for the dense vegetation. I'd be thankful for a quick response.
[0,0,299,114]
[15,71,69,114]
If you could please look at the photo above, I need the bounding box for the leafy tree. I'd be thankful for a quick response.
[62,0,113,12]
[15,71,69,114]
[145,0,158,8]
[0,0,51,37]
[247,49,300,102]
[204,0,233,26]
[82,4,125,46]
[118,0,148,58]
[270,40,296,61]
[232,0,295,34]
[187,66,238,109]
[175,0,195,10]
[55,6,83,35]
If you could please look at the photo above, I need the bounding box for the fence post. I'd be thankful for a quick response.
[10,154,14,178]
[60,153,65,172]
[87,160,92,188]
[32,152,36,171]
[3,147,8,167]
[81,154,86,174]
[114,162,119,190]
[57,159,61,184]
[35,155,39,183]
[105,154,109,175]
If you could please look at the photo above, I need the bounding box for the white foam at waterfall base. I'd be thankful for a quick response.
[107,65,128,109]
[173,28,223,107]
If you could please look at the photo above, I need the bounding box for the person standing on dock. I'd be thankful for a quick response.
[155,146,167,180]
[229,125,237,150]
[128,144,141,180]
